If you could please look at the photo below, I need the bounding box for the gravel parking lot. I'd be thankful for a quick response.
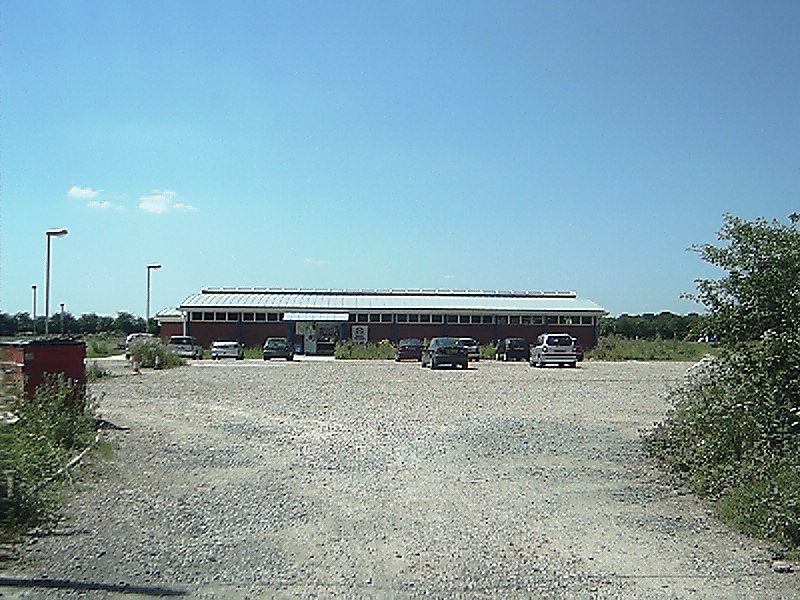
[2,358,797,599]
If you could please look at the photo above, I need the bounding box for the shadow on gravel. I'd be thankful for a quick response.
[0,576,186,596]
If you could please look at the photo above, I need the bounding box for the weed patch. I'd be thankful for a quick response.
[0,375,98,541]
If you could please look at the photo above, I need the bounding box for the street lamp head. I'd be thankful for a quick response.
[46,228,69,237]
[147,263,162,270]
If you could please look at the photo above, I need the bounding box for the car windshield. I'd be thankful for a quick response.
[267,339,286,347]
[456,339,476,346]
[508,339,526,347]
[431,337,458,347]
[214,342,237,347]
[399,338,421,345]
[170,337,192,344]
[548,336,573,346]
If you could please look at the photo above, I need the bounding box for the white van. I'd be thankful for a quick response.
[530,333,577,368]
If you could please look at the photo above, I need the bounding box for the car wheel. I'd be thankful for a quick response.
[430,358,437,370]
[569,362,577,368]
[287,355,293,361]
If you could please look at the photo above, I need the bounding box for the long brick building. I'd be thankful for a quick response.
[157,287,607,354]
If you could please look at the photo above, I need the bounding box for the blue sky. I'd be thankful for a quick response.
[2,1,798,318]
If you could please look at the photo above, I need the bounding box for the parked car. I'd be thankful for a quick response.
[571,337,584,361]
[125,332,155,359]
[395,338,424,361]
[496,337,530,361]
[211,340,244,360]
[421,337,469,370]
[166,335,204,359]
[263,337,294,360]
[530,333,577,367]
[455,337,480,361]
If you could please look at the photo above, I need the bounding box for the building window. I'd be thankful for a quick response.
[459,315,471,324]
[381,314,392,323]
[510,316,520,325]
[408,314,419,323]
[243,313,254,321]
[497,316,508,325]
[431,314,443,323]
[356,314,368,323]
[471,315,482,324]
[369,314,381,323]
[191,312,202,321]
[396,314,408,322]
[521,316,531,325]
[546,316,559,325]
[482,315,493,324]
[268,313,279,322]
[419,314,431,323]
[582,316,594,325]
[227,312,239,321]
[531,316,543,325]
[446,315,458,324]
[255,313,266,322]
[214,312,226,321]
[203,312,214,321]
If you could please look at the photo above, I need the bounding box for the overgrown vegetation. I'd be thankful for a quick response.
[0,375,98,541]
[128,338,184,369]
[588,336,715,361]
[85,334,125,358]
[334,340,396,359]
[649,213,800,554]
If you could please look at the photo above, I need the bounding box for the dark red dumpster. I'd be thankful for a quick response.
[0,338,86,400]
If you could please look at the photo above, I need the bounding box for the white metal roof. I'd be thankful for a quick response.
[178,288,606,314]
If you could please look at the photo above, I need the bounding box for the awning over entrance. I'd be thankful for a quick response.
[282,312,350,322]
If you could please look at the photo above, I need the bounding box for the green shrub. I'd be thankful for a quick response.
[334,340,395,359]
[480,344,497,360]
[86,361,111,381]
[649,345,800,551]
[128,338,183,369]
[1,375,98,540]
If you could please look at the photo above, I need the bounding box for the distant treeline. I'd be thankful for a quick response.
[0,311,152,336]
[598,312,707,341]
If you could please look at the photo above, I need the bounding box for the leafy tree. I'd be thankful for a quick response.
[113,312,146,334]
[686,213,800,343]
[0,313,17,336]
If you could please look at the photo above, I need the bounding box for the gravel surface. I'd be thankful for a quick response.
[1,358,798,599]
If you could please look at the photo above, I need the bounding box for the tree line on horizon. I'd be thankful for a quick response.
[0,311,153,337]
[599,311,707,341]
[0,307,708,341]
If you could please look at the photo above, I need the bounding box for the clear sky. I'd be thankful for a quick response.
[1,1,798,318]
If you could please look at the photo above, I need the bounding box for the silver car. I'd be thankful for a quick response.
[530,333,577,368]
[211,341,244,360]
[167,335,204,359]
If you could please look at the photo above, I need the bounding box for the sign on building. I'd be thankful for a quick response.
[352,325,368,343]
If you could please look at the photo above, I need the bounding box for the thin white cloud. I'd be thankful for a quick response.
[87,199,121,210]
[443,274,456,279]
[139,190,196,214]
[302,258,329,265]
[67,185,100,199]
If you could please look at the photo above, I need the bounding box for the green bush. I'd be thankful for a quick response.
[480,344,497,360]
[334,340,395,359]
[1,375,98,540]
[128,338,183,369]
[650,214,800,554]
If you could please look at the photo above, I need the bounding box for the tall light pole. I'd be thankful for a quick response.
[146,263,162,333]
[44,228,68,335]
[60,302,66,334]
[31,285,37,334]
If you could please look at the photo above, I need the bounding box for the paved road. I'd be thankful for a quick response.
[1,359,797,599]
